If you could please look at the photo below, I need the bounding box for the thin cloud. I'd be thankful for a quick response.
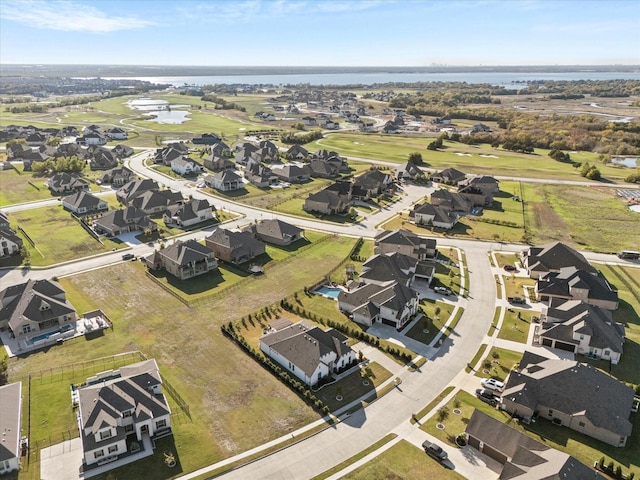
[1,1,156,33]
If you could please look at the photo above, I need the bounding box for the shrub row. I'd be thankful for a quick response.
[468,217,520,228]
[221,323,330,415]
[597,456,635,479]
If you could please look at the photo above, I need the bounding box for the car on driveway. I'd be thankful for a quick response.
[503,264,517,272]
[434,286,452,296]
[481,378,505,392]
[508,296,526,304]
[422,441,448,462]
[475,388,499,406]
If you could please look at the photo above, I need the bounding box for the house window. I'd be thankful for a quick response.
[108,445,118,454]
[156,419,167,429]
[578,421,585,427]
[122,410,132,418]
[22,324,32,334]
[99,430,112,440]
[604,350,610,356]
[124,424,134,433]
[548,409,553,417]
[94,450,105,459]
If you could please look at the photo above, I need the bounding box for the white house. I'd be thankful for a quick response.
[62,191,108,214]
[260,320,356,386]
[0,382,22,474]
[76,359,172,469]
[171,157,205,176]
[105,127,128,140]
[204,170,243,192]
[1,227,23,257]
[83,132,107,146]
[163,199,213,228]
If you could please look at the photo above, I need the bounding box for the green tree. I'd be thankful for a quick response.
[436,406,450,423]
[408,152,423,164]
[46,136,62,147]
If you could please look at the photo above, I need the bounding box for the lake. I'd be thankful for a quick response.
[611,157,638,168]
[144,110,191,124]
[107,71,640,87]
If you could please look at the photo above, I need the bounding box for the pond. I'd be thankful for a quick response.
[611,157,638,168]
[143,110,191,124]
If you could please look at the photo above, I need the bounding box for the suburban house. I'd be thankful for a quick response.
[88,148,118,170]
[205,228,266,265]
[244,163,278,188]
[93,207,158,237]
[338,281,419,329]
[153,143,189,165]
[500,351,635,447]
[76,359,172,470]
[171,157,205,176]
[521,242,597,279]
[116,179,160,204]
[309,159,339,179]
[461,175,499,195]
[0,382,22,474]
[394,160,424,182]
[163,199,213,228]
[284,144,309,161]
[242,219,304,246]
[535,266,619,310]
[410,203,459,229]
[234,142,259,166]
[430,189,474,213]
[209,141,232,158]
[252,140,280,163]
[353,169,393,197]
[130,190,184,215]
[99,166,135,187]
[431,167,466,185]
[80,132,107,146]
[47,173,90,194]
[304,189,350,215]
[465,410,602,479]
[105,127,128,140]
[192,133,220,145]
[112,144,134,159]
[62,191,108,214]
[359,252,435,287]
[374,229,437,260]
[203,154,235,172]
[145,240,218,280]
[204,170,244,192]
[0,224,23,257]
[271,164,312,183]
[7,141,32,160]
[260,320,356,386]
[0,279,77,338]
[537,298,625,364]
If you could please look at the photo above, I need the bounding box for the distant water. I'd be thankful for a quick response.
[106,71,640,87]
[611,157,638,168]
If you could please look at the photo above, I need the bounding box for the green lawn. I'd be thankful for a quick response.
[496,308,533,343]
[0,169,57,205]
[474,347,523,381]
[493,252,518,268]
[342,439,466,480]
[6,205,124,266]
[406,300,454,345]
[7,235,359,480]
[502,275,536,300]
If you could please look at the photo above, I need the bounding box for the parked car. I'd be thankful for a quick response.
[503,264,517,272]
[481,378,505,392]
[122,253,135,261]
[434,286,452,296]
[508,296,526,304]
[475,389,498,406]
[422,441,448,462]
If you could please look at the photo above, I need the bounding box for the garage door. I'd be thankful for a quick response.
[542,338,553,347]
[468,436,480,450]
[481,444,508,464]
[554,341,577,352]
[381,318,396,327]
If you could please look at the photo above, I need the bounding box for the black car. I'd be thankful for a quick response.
[422,441,448,462]
[475,388,499,406]
[122,253,135,261]
[503,265,517,272]
[508,296,526,304]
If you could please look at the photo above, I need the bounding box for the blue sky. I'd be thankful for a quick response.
[1,0,639,66]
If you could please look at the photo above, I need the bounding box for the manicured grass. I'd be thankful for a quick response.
[317,133,625,181]
[488,307,501,336]
[465,344,487,373]
[7,236,359,479]
[0,169,57,205]
[494,251,518,268]
[523,184,640,252]
[411,386,455,424]
[473,347,523,381]
[406,300,454,345]
[433,249,462,295]
[342,439,466,480]
[502,275,536,300]
[496,308,533,344]
[310,434,398,480]
[6,205,124,266]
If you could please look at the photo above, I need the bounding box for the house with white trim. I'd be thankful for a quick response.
[76,359,172,470]
[0,382,22,474]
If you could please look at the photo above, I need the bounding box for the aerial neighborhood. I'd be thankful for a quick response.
[0,75,639,480]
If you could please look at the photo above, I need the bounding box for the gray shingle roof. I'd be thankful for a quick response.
[524,242,597,276]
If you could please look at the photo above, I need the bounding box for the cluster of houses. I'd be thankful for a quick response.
[4,124,132,171]
[520,241,623,364]
[143,219,304,280]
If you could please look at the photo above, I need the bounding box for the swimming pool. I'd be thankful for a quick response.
[315,285,342,299]
[27,324,74,345]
